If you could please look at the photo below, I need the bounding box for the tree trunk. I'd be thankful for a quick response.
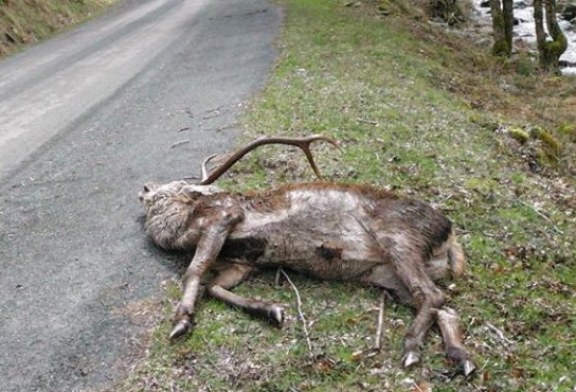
[490,0,513,56]
[503,0,514,49]
[534,0,568,70]
[535,0,546,58]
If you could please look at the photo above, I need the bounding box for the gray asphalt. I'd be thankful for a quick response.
[0,0,281,390]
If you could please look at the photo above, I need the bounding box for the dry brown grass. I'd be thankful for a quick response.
[0,0,114,58]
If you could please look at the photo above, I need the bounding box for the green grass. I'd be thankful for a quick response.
[117,0,576,391]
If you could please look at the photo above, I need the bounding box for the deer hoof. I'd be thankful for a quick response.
[461,359,476,377]
[268,305,284,327]
[402,351,421,368]
[169,319,191,340]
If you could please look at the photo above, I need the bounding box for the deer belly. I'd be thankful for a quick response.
[232,211,380,280]
[259,237,380,281]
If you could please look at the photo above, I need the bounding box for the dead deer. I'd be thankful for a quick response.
[138,135,475,376]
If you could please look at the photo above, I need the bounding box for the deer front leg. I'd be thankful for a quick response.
[436,307,476,376]
[170,209,243,340]
[207,263,285,326]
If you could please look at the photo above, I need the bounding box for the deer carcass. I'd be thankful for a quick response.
[138,135,475,375]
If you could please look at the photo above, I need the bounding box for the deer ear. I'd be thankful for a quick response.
[143,182,158,193]
[181,187,203,199]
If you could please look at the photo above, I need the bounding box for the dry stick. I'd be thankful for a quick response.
[279,268,314,358]
[519,200,563,234]
[375,290,387,350]
[485,321,515,347]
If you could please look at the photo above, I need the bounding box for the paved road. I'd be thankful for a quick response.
[0,0,281,390]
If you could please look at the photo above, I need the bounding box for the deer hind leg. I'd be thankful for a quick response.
[207,262,285,326]
[386,252,448,369]
[436,307,476,376]
[360,261,440,366]
[363,253,474,374]
[402,288,445,369]
[394,255,475,375]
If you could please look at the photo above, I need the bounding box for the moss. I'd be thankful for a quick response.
[540,36,568,70]
[508,127,530,144]
[529,127,561,164]
[557,123,576,142]
[549,30,568,54]
[464,177,500,195]
[535,146,554,165]
[531,127,561,152]
[492,38,510,57]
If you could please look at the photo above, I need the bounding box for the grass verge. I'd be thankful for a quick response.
[118,0,576,391]
[0,0,115,58]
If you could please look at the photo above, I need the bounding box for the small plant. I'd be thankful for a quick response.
[427,0,467,25]
[511,52,537,76]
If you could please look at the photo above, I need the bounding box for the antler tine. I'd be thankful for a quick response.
[292,135,341,179]
[200,135,340,185]
[201,154,218,183]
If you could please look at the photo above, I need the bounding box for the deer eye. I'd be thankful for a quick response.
[143,185,150,192]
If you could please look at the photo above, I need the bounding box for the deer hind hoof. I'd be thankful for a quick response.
[268,305,284,327]
[461,359,476,377]
[402,351,421,368]
[169,319,191,341]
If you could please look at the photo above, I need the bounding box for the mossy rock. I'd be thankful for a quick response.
[508,127,530,144]
[530,127,561,153]
[529,127,562,166]
[558,123,576,142]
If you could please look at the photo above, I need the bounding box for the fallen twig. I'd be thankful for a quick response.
[375,290,387,350]
[279,268,313,358]
[519,200,563,234]
[211,123,238,133]
[485,321,515,347]
[356,117,379,126]
[169,140,190,149]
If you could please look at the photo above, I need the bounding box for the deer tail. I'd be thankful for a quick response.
[447,232,466,278]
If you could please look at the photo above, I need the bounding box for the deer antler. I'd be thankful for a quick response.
[200,135,340,185]
[201,154,218,183]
